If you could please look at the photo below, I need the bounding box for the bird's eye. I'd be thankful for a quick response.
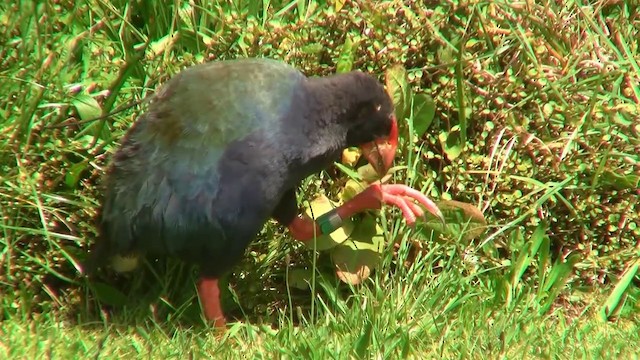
[375,104,382,112]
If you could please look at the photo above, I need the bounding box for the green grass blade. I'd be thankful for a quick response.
[599,259,639,321]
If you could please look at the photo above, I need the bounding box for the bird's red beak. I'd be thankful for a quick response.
[360,117,398,177]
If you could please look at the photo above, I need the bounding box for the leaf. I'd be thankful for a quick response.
[512,222,548,287]
[149,31,178,58]
[341,147,361,166]
[385,64,411,121]
[509,231,529,288]
[422,200,487,241]
[341,178,367,202]
[599,171,640,190]
[331,215,385,285]
[599,259,639,321]
[72,94,110,140]
[304,195,355,251]
[339,164,395,203]
[64,160,89,189]
[538,253,580,315]
[72,94,101,121]
[494,277,511,306]
[438,127,464,161]
[334,162,362,180]
[356,163,394,184]
[335,0,346,12]
[301,43,323,54]
[336,35,356,73]
[357,163,380,183]
[454,42,468,146]
[537,234,551,293]
[92,282,128,307]
[411,93,436,138]
[354,319,373,358]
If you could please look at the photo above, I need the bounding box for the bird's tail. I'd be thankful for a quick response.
[82,234,141,276]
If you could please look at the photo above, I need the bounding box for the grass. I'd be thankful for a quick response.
[1,260,638,359]
[1,244,639,358]
[1,0,639,358]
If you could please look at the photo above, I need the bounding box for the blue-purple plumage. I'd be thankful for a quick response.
[91,58,395,277]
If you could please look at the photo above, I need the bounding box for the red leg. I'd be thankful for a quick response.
[197,277,226,328]
[287,215,320,241]
[286,185,386,241]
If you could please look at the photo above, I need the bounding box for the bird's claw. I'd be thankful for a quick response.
[374,184,445,226]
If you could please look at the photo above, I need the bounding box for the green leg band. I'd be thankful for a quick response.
[316,209,343,235]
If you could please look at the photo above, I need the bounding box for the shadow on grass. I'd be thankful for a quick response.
[70,252,353,332]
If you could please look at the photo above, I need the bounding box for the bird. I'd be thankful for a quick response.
[88,58,444,328]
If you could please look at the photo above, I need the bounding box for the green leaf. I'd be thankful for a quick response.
[340,162,397,203]
[304,195,355,251]
[494,277,512,306]
[411,93,436,138]
[72,94,101,121]
[356,163,395,184]
[454,40,468,146]
[537,235,551,294]
[512,222,548,287]
[509,231,529,288]
[65,160,89,189]
[357,163,380,183]
[422,200,487,241]
[331,215,384,285]
[336,35,356,73]
[341,178,367,202]
[72,94,110,140]
[539,253,580,314]
[334,162,362,181]
[149,32,177,57]
[92,282,128,307]
[301,43,323,54]
[599,259,639,321]
[438,127,464,161]
[354,319,373,359]
[599,170,640,190]
[385,64,411,121]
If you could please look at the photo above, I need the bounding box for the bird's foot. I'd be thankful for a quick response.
[376,183,444,226]
[349,183,445,226]
[286,183,444,242]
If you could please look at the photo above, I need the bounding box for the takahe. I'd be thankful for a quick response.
[88,58,443,327]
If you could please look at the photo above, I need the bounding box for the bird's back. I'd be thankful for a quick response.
[94,59,307,275]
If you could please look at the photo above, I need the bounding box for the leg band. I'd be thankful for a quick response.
[315,208,343,235]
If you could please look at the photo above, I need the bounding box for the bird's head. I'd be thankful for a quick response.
[342,72,398,177]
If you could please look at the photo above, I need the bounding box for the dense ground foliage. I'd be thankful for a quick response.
[1,1,638,358]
